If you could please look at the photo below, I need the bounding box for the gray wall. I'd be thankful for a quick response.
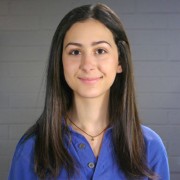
[0,0,180,179]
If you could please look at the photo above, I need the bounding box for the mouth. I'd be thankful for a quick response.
[78,76,103,84]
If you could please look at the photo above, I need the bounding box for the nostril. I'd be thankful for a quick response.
[79,64,95,72]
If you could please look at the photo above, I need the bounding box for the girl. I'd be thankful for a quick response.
[9,3,170,180]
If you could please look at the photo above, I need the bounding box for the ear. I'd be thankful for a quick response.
[116,64,122,73]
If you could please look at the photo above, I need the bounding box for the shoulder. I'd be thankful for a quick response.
[141,125,169,173]
[142,125,163,143]
[8,135,37,179]
[141,125,166,152]
[13,135,36,163]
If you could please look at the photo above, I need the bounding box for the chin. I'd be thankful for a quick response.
[76,90,109,99]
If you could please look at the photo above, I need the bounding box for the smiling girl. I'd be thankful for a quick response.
[9,3,170,180]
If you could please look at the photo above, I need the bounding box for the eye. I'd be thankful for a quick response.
[69,50,81,55]
[95,48,107,55]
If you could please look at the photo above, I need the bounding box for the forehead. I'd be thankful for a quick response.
[63,19,115,44]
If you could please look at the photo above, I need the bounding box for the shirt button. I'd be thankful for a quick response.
[78,143,85,149]
[88,162,95,169]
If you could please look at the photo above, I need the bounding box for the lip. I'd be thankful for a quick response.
[78,76,103,84]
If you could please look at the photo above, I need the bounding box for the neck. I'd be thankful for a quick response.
[69,94,109,134]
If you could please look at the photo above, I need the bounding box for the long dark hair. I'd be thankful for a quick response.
[24,3,156,179]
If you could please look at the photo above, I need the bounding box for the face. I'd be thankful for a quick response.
[62,19,122,99]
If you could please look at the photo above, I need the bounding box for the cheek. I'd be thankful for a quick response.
[99,65,118,83]
[63,56,72,72]
[100,59,119,73]
[62,59,71,81]
[62,59,79,80]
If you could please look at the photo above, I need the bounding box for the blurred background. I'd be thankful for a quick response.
[0,0,180,179]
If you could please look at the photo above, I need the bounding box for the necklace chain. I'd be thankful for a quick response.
[68,117,109,141]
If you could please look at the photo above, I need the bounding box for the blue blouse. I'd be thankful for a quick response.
[8,125,170,180]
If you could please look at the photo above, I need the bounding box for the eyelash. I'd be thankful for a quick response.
[68,48,107,55]
[69,50,81,55]
[95,48,107,54]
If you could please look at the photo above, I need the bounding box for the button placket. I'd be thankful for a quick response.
[74,136,96,176]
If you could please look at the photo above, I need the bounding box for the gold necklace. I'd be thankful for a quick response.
[68,118,109,141]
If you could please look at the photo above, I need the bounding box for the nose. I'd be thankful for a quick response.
[79,54,96,72]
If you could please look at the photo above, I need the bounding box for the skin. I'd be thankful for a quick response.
[62,19,122,157]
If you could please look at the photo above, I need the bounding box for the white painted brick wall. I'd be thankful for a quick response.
[0,0,179,179]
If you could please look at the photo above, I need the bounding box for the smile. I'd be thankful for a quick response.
[78,76,103,84]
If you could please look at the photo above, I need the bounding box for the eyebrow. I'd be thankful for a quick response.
[64,40,112,49]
